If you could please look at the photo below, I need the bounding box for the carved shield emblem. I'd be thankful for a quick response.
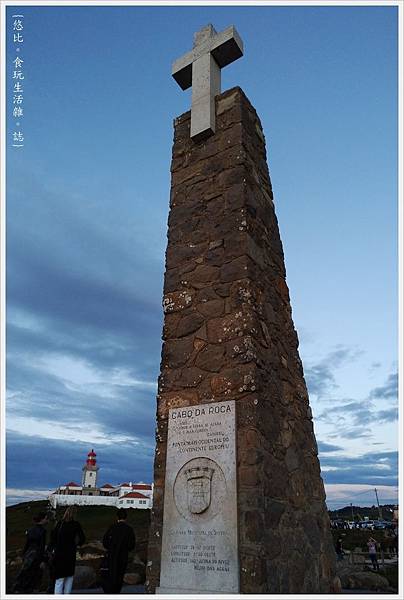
[185,466,214,514]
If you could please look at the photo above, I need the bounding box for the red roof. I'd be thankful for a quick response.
[101,483,114,488]
[132,484,152,490]
[122,491,148,499]
[65,482,80,487]
[120,482,130,486]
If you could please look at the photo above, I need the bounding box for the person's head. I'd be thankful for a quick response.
[33,511,48,525]
[62,506,78,522]
[116,508,127,521]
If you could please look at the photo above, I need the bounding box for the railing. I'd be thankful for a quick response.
[344,549,399,569]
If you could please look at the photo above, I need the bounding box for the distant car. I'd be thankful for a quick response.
[373,520,389,530]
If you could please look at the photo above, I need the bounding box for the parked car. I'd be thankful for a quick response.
[373,520,389,530]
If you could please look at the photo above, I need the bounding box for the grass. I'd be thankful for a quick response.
[6,500,151,593]
[7,500,150,552]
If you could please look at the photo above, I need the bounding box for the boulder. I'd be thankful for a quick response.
[350,572,390,591]
[131,553,146,583]
[338,566,390,591]
[124,572,142,585]
[72,566,97,590]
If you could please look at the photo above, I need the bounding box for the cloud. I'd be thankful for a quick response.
[6,175,164,493]
[320,450,398,487]
[369,372,398,401]
[328,427,373,440]
[375,407,399,422]
[305,346,361,398]
[6,489,55,507]
[315,370,398,441]
[317,441,344,453]
[6,431,154,495]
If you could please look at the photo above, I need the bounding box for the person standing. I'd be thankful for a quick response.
[335,537,344,561]
[367,536,379,571]
[50,506,85,594]
[13,511,48,593]
[102,508,136,593]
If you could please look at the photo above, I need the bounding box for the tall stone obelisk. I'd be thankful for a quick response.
[146,24,337,594]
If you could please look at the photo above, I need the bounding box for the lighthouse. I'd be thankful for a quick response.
[81,449,99,490]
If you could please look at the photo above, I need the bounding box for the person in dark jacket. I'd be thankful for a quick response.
[102,508,136,593]
[50,506,85,594]
[13,511,48,593]
[335,537,344,560]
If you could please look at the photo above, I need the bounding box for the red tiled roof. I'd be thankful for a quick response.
[101,483,114,488]
[65,482,80,487]
[132,484,152,490]
[122,491,148,499]
[120,482,130,486]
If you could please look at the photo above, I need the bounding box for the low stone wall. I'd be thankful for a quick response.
[49,495,117,508]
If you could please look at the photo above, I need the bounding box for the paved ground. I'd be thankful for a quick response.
[73,587,390,595]
[73,585,146,594]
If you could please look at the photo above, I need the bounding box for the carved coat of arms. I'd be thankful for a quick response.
[185,466,214,514]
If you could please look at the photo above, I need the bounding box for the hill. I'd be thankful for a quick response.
[328,504,396,521]
[6,500,151,593]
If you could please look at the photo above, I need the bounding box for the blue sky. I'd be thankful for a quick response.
[4,3,398,509]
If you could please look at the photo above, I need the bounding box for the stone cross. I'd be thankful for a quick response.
[172,24,243,140]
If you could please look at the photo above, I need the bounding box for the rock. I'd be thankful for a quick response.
[133,553,145,567]
[351,572,390,591]
[124,572,142,585]
[331,576,342,593]
[338,565,390,591]
[195,344,225,372]
[72,566,97,590]
[176,312,205,338]
[79,553,100,560]
[87,540,105,552]
[7,558,22,567]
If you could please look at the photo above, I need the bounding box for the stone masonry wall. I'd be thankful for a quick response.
[146,87,336,593]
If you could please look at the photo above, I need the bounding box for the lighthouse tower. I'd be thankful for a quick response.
[81,449,99,489]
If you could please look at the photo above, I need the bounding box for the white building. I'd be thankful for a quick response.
[49,450,153,509]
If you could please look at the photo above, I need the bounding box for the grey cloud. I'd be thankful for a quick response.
[320,450,398,487]
[305,346,361,399]
[317,441,344,453]
[328,426,373,440]
[320,452,398,486]
[375,407,398,423]
[6,431,154,492]
[370,372,398,401]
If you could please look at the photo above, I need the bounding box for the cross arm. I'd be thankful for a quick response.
[210,26,243,68]
[172,53,193,90]
[171,25,243,91]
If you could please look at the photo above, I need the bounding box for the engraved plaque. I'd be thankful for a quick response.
[158,400,238,594]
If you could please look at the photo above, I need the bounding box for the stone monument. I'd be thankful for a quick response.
[146,24,337,594]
